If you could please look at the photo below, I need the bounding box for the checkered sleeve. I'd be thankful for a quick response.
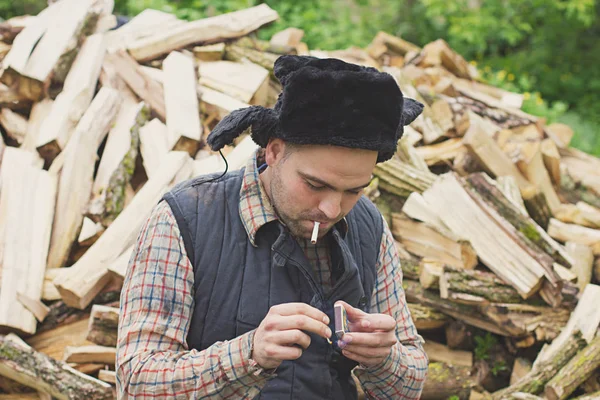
[116,201,271,399]
[354,216,428,399]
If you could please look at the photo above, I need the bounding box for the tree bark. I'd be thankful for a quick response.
[544,335,600,400]
[440,266,523,304]
[421,362,476,400]
[0,334,113,400]
[86,305,118,347]
[492,331,586,398]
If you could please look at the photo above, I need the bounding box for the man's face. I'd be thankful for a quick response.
[262,140,378,240]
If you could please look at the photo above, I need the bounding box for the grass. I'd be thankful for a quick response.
[559,111,600,157]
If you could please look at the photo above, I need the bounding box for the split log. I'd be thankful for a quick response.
[199,85,250,120]
[106,245,134,285]
[535,284,600,365]
[455,110,501,138]
[440,267,523,304]
[391,213,478,270]
[407,303,449,330]
[164,51,202,155]
[195,43,226,61]
[46,88,122,270]
[127,4,279,62]
[21,99,53,152]
[401,192,449,232]
[0,83,30,109]
[451,78,523,109]
[510,358,532,386]
[423,173,546,298]
[7,0,105,100]
[559,164,600,210]
[105,9,182,50]
[35,33,106,163]
[419,260,443,289]
[544,123,574,148]
[496,175,528,215]
[430,98,455,136]
[415,138,465,166]
[416,39,475,80]
[572,392,600,400]
[87,97,149,226]
[548,219,600,255]
[0,108,28,144]
[86,305,118,347]
[464,173,569,277]
[54,151,191,309]
[199,60,270,106]
[421,362,476,400]
[396,135,429,172]
[16,293,50,323]
[462,115,536,198]
[423,340,473,368]
[224,43,280,72]
[42,269,61,302]
[540,138,561,185]
[105,49,166,120]
[554,203,600,228]
[97,370,116,385]
[0,161,56,335]
[63,345,116,365]
[139,118,170,178]
[78,218,105,248]
[0,334,112,400]
[566,242,593,291]
[367,31,421,58]
[492,330,586,398]
[544,335,600,400]
[270,27,304,48]
[373,157,437,198]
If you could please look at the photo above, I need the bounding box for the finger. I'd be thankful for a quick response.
[264,344,303,361]
[335,300,367,321]
[339,332,397,348]
[271,303,330,324]
[349,313,396,332]
[270,329,312,350]
[265,315,331,339]
[342,349,388,367]
[342,344,394,359]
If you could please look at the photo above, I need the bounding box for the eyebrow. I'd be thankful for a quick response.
[299,171,371,192]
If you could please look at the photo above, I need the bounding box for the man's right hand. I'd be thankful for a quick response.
[251,303,332,370]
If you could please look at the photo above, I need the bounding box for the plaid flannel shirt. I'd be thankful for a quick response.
[116,151,428,399]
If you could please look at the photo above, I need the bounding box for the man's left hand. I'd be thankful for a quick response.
[335,300,397,368]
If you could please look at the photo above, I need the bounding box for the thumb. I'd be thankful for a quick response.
[335,300,367,321]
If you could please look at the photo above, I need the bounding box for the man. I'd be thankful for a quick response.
[116,55,428,399]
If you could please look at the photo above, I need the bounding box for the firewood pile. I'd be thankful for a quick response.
[0,1,599,399]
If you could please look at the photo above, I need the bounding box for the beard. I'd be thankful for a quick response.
[268,167,343,239]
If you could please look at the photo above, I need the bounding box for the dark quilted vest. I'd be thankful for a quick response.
[162,169,383,399]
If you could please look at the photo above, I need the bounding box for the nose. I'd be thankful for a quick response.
[318,193,342,220]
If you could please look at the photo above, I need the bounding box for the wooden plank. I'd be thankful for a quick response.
[423,173,546,298]
[0,162,56,335]
[105,48,166,120]
[199,60,270,105]
[87,96,149,226]
[0,334,112,400]
[139,118,169,179]
[164,51,202,155]
[35,33,106,163]
[46,88,122,270]
[21,99,53,152]
[127,4,279,62]
[54,151,191,309]
[0,108,28,144]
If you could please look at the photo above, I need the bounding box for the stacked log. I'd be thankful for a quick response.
[0,2,599,399]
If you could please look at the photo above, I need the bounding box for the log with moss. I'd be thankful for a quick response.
[224,43,279,73]
[0,334,113,400]
[544,334,600,400]
[492,331,586,398]
[373,158,437,198]
[559,165,600,209]
[421,362,477,400]
[408,303,450,330]
[440,266,523,304]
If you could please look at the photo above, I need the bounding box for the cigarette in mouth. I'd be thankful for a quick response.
[311,221,320,244]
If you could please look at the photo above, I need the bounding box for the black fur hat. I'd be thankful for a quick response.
[206,55,423,163]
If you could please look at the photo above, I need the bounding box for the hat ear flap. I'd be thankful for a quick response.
[207,106,278,151]
[401,98,424,126]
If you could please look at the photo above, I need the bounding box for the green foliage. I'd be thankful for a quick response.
[474,332,497,361]
[447,396,460,400]
[0,0,45,20]
[491,360,508,377]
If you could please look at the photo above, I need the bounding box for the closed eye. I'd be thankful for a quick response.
[306,181,326,191]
